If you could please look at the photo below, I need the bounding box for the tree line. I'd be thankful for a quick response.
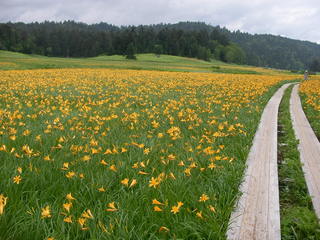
[224,30,320,71]
[0,21,246,64]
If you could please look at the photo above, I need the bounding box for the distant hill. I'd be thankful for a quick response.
[0,21,320,70]
[225,31,320,70]
[152,22,320,70]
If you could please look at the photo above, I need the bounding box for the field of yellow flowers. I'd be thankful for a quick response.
[300,76,320,138]
[0,68,296,239]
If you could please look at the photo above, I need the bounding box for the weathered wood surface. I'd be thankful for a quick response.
[227,83,293,240]
[290,84,320,219]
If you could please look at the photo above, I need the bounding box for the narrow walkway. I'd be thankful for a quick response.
[290,84,320,219]
[227,83,293,240]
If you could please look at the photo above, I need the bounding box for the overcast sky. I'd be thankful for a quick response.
[1,0,319,43]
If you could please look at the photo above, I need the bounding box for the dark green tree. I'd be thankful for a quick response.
[196,46,211,61]
[125,42,137,60]
[153,44,163,57]
[309,58,320,72]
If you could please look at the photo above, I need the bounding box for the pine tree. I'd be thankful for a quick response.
[125,42,137,60]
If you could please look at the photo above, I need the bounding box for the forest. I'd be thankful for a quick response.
[1,21,320,71]
[0,21,245,64]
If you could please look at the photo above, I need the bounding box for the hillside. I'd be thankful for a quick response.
[150,22,320,70]
[0,50,291,76]
[1,21,320,70]
[226,31,320,70]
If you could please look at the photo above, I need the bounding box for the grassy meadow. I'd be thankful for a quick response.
[0,50,290,75]
[0,51,302,239]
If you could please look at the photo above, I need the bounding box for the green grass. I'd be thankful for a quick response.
[0,50,293,75]
[278,85,320,239]
[0,50,215,72]
[211,66,259,75]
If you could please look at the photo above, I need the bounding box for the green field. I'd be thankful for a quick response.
[0,50,291,75]
[1,51,316,239]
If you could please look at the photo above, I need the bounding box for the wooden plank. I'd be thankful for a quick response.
[290,84,320,219]
[227,83,293,240]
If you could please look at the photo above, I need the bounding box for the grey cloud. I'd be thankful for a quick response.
[0,0,320,43]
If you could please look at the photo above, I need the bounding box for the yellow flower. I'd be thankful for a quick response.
[151,120,160,128]
[169,172,176,179]
[13,175,22,184]
[159,226,170,232]
[178,161,185,166]
[137,143,144,149]
[66,171,76,178]
[167,126,181,140]
[152,199,164,205]
[196,211,204,219]
[177,201,184,207]
[121,147,127,153]
[98,187,106,192]
[105,202,118,212]
[91,148,99,154]
[43,155,51,161]
[208,163,216,170]
[104,149,112,154]
[82,155,91,161]
[129,179,137,188]
[9,135,16,141]
[170,201,183,214]
[153,206,163,212]
[22,144,33,155]
[82,209,94,219]
[109,164,117,172]
[170,205,180,214]
[0,194,8,215]
[41,205,51,218]
[121,178,129,186]
[208,205,216,212]
[157,133,164,138]
[63,202,72,213]
[149,177,160,188]
[78,217,87,226]
[64,215,73,223]
[143,148,150,155]
[61,162,69,170]
[17,167,22,174]
[66,193,76,201]
[100,160,108,165]
[199,193,209,202]
[184,168,191,176]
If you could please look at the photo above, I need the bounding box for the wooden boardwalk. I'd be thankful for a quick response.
[227,83,293,240]
[290,84,320,219]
